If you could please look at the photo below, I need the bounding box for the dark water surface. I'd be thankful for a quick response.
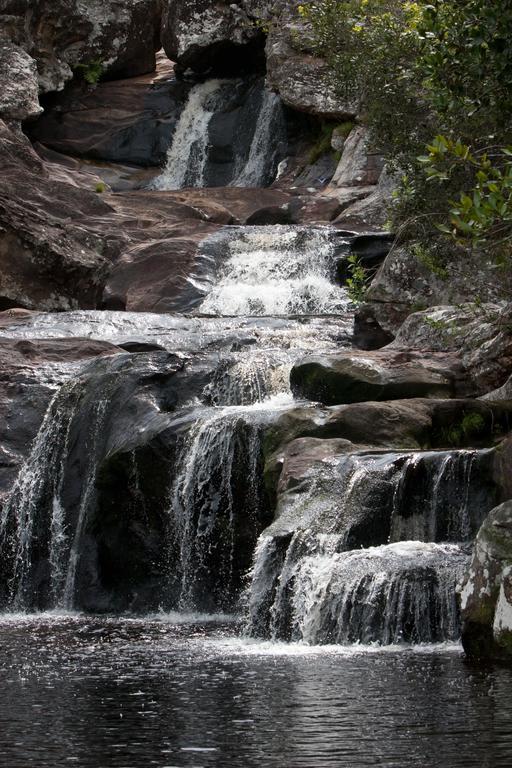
[0,614,511,768]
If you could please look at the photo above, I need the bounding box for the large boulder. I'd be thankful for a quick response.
[30,56,190,167]
[460,501,512,663]
[265,1,356,118]
[330,126,383,188]
[0,41,42,121]
[0,119,116,311]
[290,349,458,405]
[161,0,266,75]
[359,245,512,336]
[0,0,162,94]
[265,398,512,459]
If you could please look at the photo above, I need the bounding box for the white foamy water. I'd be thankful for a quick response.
[231,88,285,187]
[199,226,350,316]
[154,79,229,190]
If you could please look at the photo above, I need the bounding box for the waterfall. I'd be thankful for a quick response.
[0,378,108,610]
[153,79,286,190]
[246,448,496,644]
[248,534,468,644]
[153,79,229,190]
[231,88,285,187]
[198,226,350,316]
[166,402,290,612]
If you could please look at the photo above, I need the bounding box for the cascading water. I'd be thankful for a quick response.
[154,79,286,190]
[0,218,497,646]
[247,448,497,643]
[230,88,285,187]
[0,378,109,610]
[198,226,350,316]
[153,79,229,190]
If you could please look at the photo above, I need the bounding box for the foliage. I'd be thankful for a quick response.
[298,0,512,261]
[345,252,369,304]
[442,413,486,447]
[74,60,104,85]
[419,137,512,247]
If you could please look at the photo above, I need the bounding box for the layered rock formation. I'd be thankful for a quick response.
[0,0,161,95]
[0,0,511,662]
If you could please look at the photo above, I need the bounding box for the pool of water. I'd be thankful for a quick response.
[0,614,511,768]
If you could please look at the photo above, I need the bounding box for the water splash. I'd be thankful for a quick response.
[249,535,468,645]
[199,226,350,316]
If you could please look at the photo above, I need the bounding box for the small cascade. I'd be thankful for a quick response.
[247,448,496,644]
[249,534,468,644]
[231,88,285,187]
[0,378,108,610]
[198,226,350,316]
[153,79,229,190]
[154,79,286,190]
[167,402,286,611]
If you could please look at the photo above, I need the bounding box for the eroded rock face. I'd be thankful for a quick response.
[161,0,266,75]
[265,1,356,118]
[0,119,115,311]
[331,126,383,188]
[30,57,190,167]
[461,501,512,663]
[265,398,512,459]
[290,350,458,405]
[0,0,162,94]
[0,41,42,121]
[360,246,512,336]
[0,333,121,502]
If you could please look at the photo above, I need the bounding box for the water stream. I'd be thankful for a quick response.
[0,73,509,766]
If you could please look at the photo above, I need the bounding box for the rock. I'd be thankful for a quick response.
[361,245,512,336]
[0,0,162,94]
[265,398,512,459]
[161,0,266,75]
[331,126,383,188]
[460,501,512,663]
[393,304,512,396]
[334,304,512,400]
[266,439,497,549]
[0,119,116,311]
[334,167,395,230]
[30,55,190,167]
[290,350,459,405]
[266,3,356,118]
[0,336,121,501]
[492,434,512,503]
[0,41,41,121]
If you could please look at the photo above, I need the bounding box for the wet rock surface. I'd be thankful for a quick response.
[0,333,121,502]
[0,0,511,664]
[30,57,190,167]
[461,501,512,663]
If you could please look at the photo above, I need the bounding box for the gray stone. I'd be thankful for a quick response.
[0,42,41,121]
[460,501,512,663]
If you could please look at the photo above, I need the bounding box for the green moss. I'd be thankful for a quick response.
[334,120,355,139]
[308,124,335,164]
[439,411,487,446]
[74,59,104,85]
[95,181,106,194]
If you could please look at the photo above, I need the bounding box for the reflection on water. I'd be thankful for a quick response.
[0,615,511,768]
